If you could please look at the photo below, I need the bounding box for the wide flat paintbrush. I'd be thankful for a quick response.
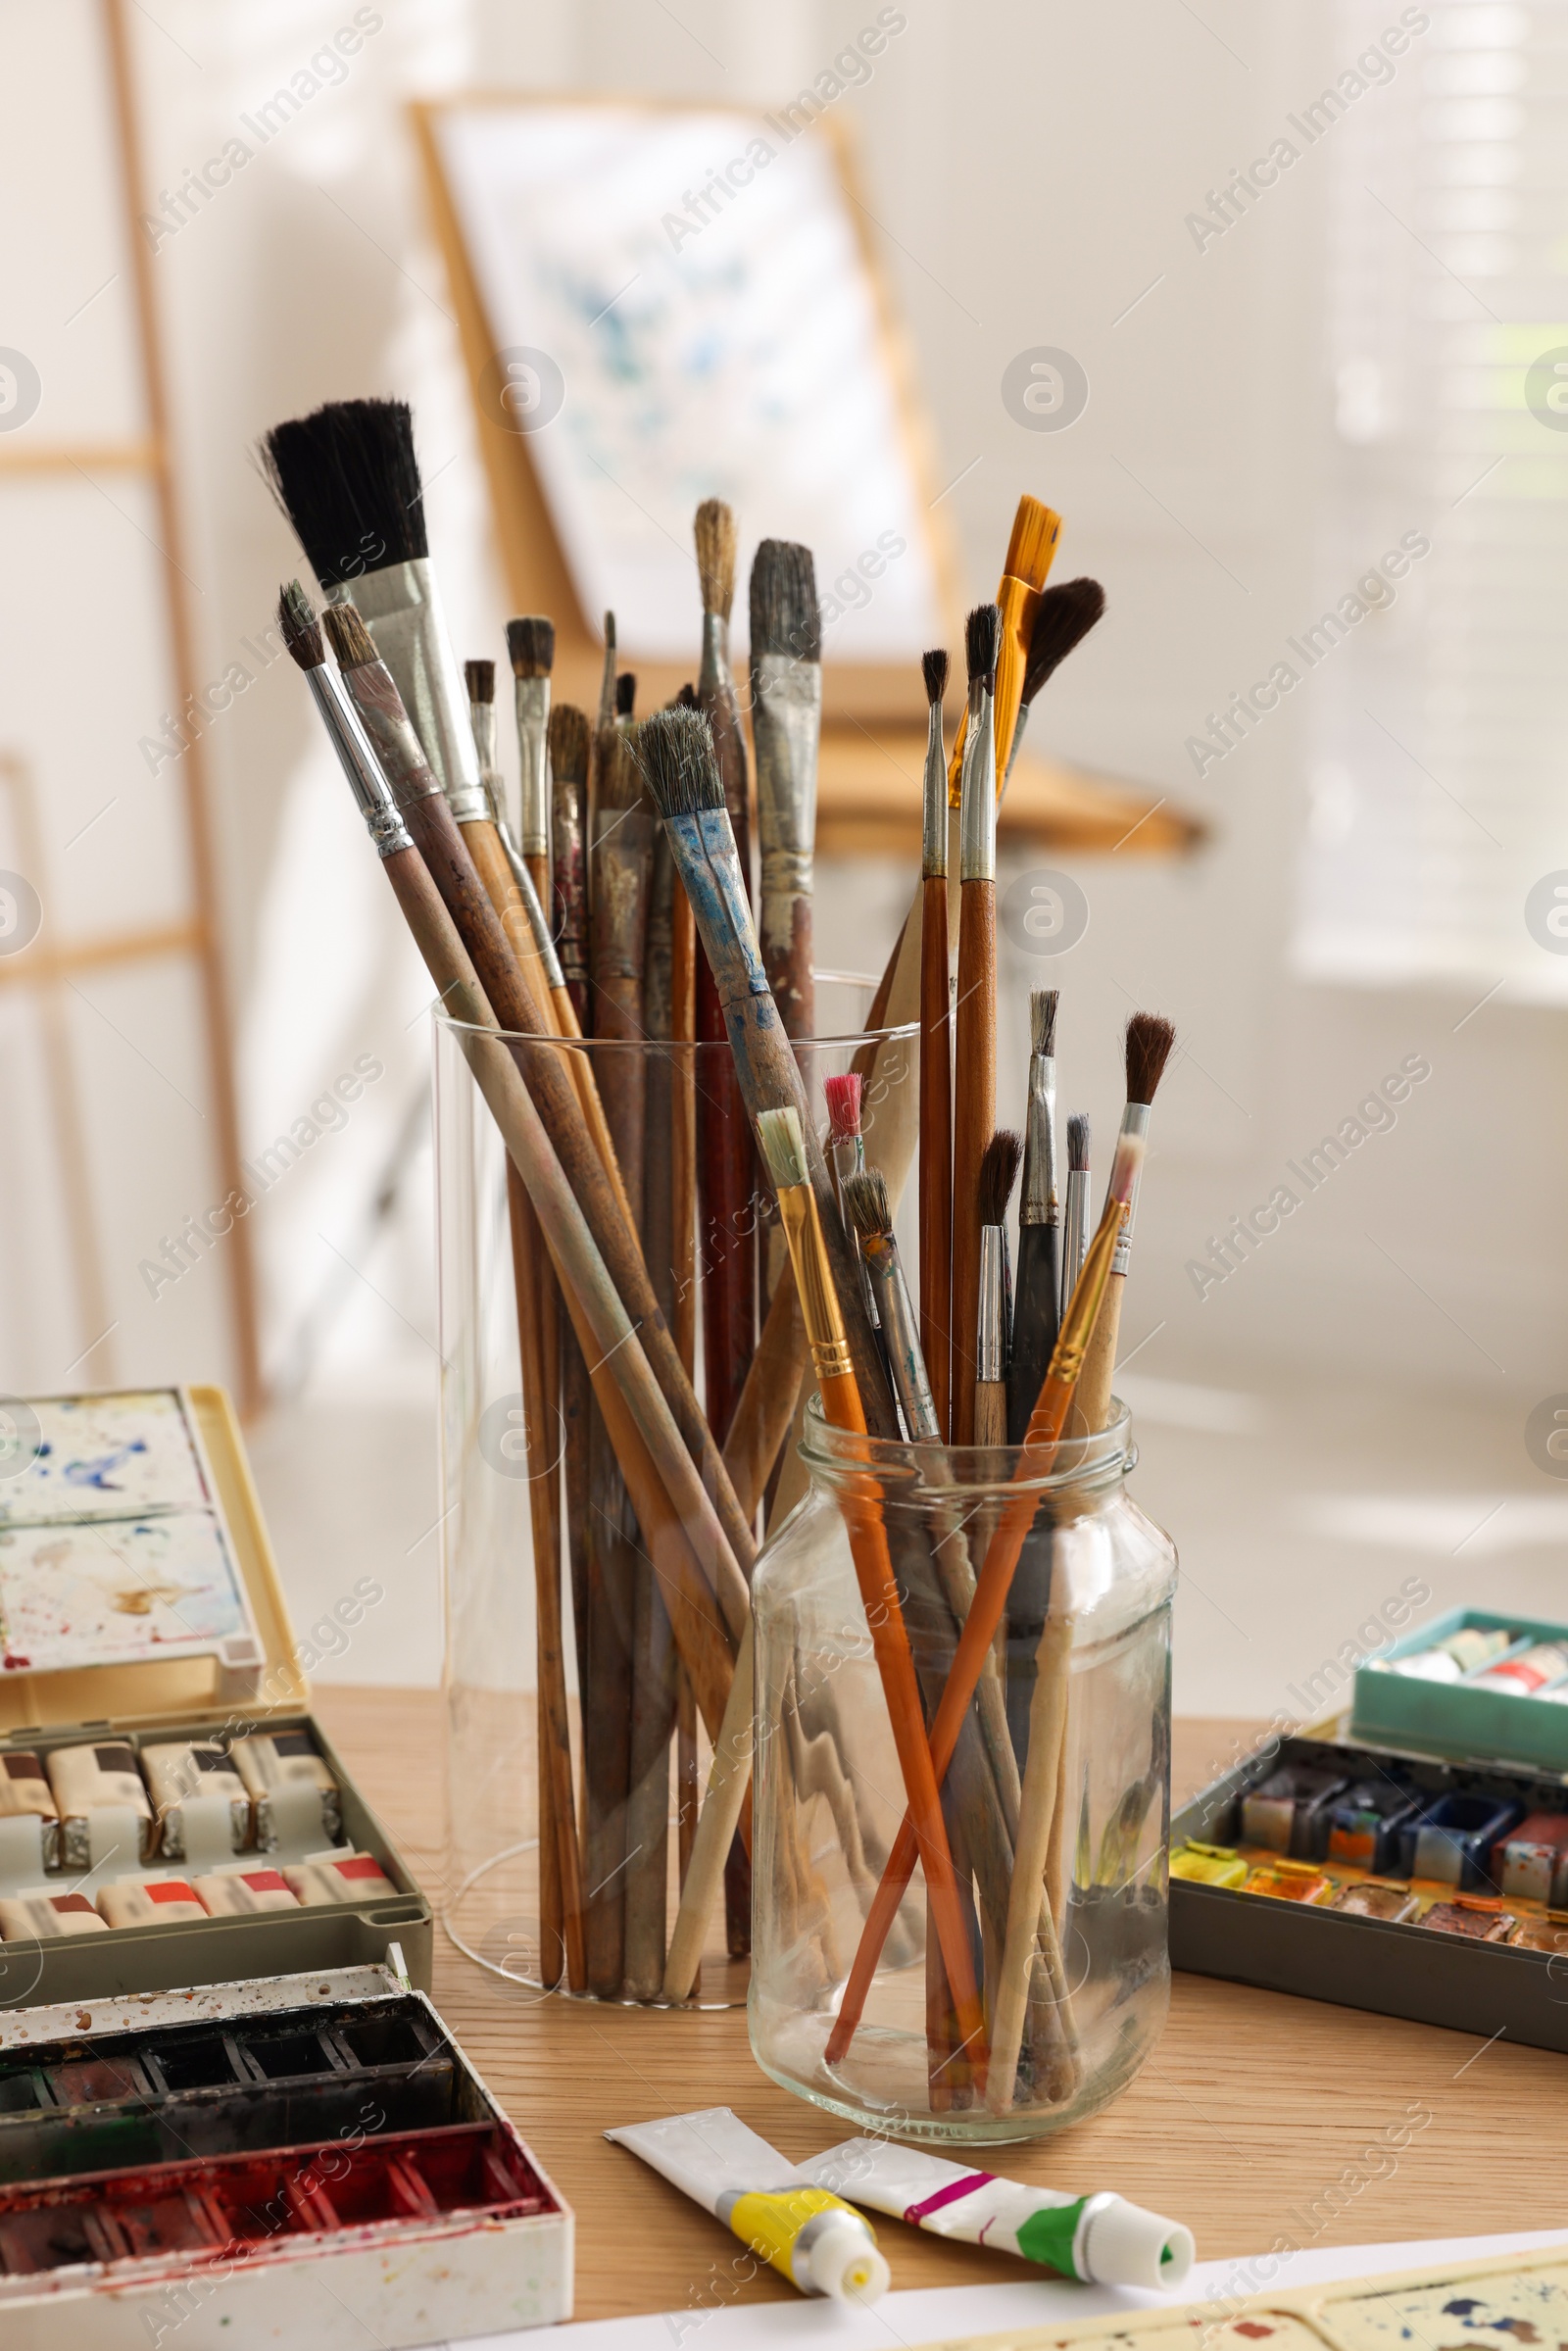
[918,647,954,1440]
[1074,1012,1176,1434]
[262,398,480,806]
[975,1130,1021,1450]
[751,540,820,1044]
[1004,578,1106,789]
[506,614,555,900]
[637,708,899,1441]
[951,604,1000,1446]
[947,496,1061,802]
[1007,991,1060,1444]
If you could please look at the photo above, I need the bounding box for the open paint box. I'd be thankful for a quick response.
[0,1960,571,2345]
[0,1387,430,2001]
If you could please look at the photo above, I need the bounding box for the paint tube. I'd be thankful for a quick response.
[605,2108,889,2302]
[797,2138,1194,2290]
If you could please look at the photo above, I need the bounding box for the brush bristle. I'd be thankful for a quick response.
[965,602,1001,686]
[261,398,425,586]
[277,581,323,669]
[757,1104,809,1193]
[823,1071,862,1146]
[547,704,589,783]
[1004,495,1061,593]
[844,1167,892,1243]
[921,647,949,707]
[465,659,495,705]
[1125,1011,1177,1107]
[1109,1129,1147,1205]
[615,672,636,719]
[1030,989,1058,1057]
[695,499,737,621]
[1022,578,1105,708]
[978,1129,1022,1229]
[675,682,698,709]
[603,612,616,653]
[597,726,645,813]
[1067,1112,1091,1173]
[505,615,555,677]
[634,707,724,820]
[320,601,378,669]
[750,540,820,663]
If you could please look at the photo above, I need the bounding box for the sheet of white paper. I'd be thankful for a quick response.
[470,2229,1568,2351]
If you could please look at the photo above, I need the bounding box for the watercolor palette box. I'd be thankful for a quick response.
[1348,1606,1568,1772]
[0,1961,571,2348]
[1170,1726,1568,2055]
[0,1388,430,2004]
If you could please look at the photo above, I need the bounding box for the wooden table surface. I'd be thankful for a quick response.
[314,1689,1568,2321]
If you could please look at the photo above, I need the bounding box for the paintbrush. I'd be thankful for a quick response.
[947,496,1061,802]
[1074,1012,1177,1433]
[1007,991,1060,1445]
[823,1123,1146,2071]
[1061,1111,1092,1321]
[636,708,898,1441]
[951,603,1000,1446]
[751,539,820,1043]
[845,1169,938,1442]
[589,723,654,1209]
[975,1130,1021,1449]
[823,1071,865,1214]
[1004,578,1106,789]
[597,611,616,732]
[755,1104,986,2064]
[262,398,481,805]
[549,704,591,1031]
[696,500,752,891]
[616,671,636,726]
[506,614,555,896]
[918,647,954,1441]
[316,602,758,1628]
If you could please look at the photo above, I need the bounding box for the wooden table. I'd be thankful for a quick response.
[315,1690,1568,2320]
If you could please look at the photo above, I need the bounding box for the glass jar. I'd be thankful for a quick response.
[749,1400,1175,2140]
[432,976,914,2007]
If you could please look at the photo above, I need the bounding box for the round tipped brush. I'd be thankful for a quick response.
[751,538,821,1043]
[1074,1012,1177,1432]
[1007,990,1061,1445]
[846,1168,938,1442]
[947,495,1061,804]
[597,610,617,732]
[1060,1111,1092,1322]
[974,1130,1021,1450]
[506,614,555,893]
[952,602,1001,1446]
[823,1071,865,1212]
[1004,578,1106,788]
[918,646,954,1440]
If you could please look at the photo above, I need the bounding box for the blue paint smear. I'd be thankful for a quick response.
[62,1442,147,1491]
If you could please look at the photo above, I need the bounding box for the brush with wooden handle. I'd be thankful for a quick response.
[506,613,554,896]
[917,647,954,1441]
[975,1130,1021,1450]
[1073,1012,1177,1434]
[550,703,591,1030]
[947,496,1061,801]
[952,603,1000,1445]
[1007,991,1061,1443]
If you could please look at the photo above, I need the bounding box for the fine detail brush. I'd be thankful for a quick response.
[262,399,480,806]
[975,1130,1021,1449]
[597,611,616,732]
[947,495,1062,803]
[636,707,899,1441]
[549,704,591,1032]
[823,1122,1147,2073]
[506,614,555,897]
[751,539,821,1043]
[1074,1012,1177,1433]
[756,1104,985,2063]
[1007,991,1060,1445]
[1061,1112,1092,1321]
[1004,578,1106,789]
[918,646,954,1441]
[951,603,1000,1446]
[845,1169,938,1443]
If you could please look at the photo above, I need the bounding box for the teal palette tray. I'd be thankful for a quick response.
[1350,1606,1568,1773]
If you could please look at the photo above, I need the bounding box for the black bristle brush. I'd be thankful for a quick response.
[1007,989,1060,1443]
[974,1129,1021,1448]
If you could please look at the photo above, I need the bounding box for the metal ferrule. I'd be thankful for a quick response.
[486,784,566,990]
[667,808,770,1008]
[514,674,551,859]
[304,662,412,858]
[777,1184,853,1381]
[334,656,444,813]
[1108,1101,1152,1275]
[327,557,480,812]
[978,1226,1005,1384]
[752,652,822,950]
[1061,1168,1092,1319]
[959,679,998,884]
[862,1236,939,1441]
[1052,1196,1130,1389]
[1020,1053,1058,1227]
[1004,697,1031,792]
[699,610,730,700]
[468,698,497,775]
[921,699,947,879]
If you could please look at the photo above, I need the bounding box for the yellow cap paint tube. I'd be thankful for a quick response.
[606,2108,890,2302]
[798,2140,1194,2291]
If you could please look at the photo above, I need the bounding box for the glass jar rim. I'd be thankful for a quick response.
[433,967,918,1054]
[798,1394,1136,1499]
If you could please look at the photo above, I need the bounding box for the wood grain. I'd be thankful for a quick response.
[951,878,996,1445]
